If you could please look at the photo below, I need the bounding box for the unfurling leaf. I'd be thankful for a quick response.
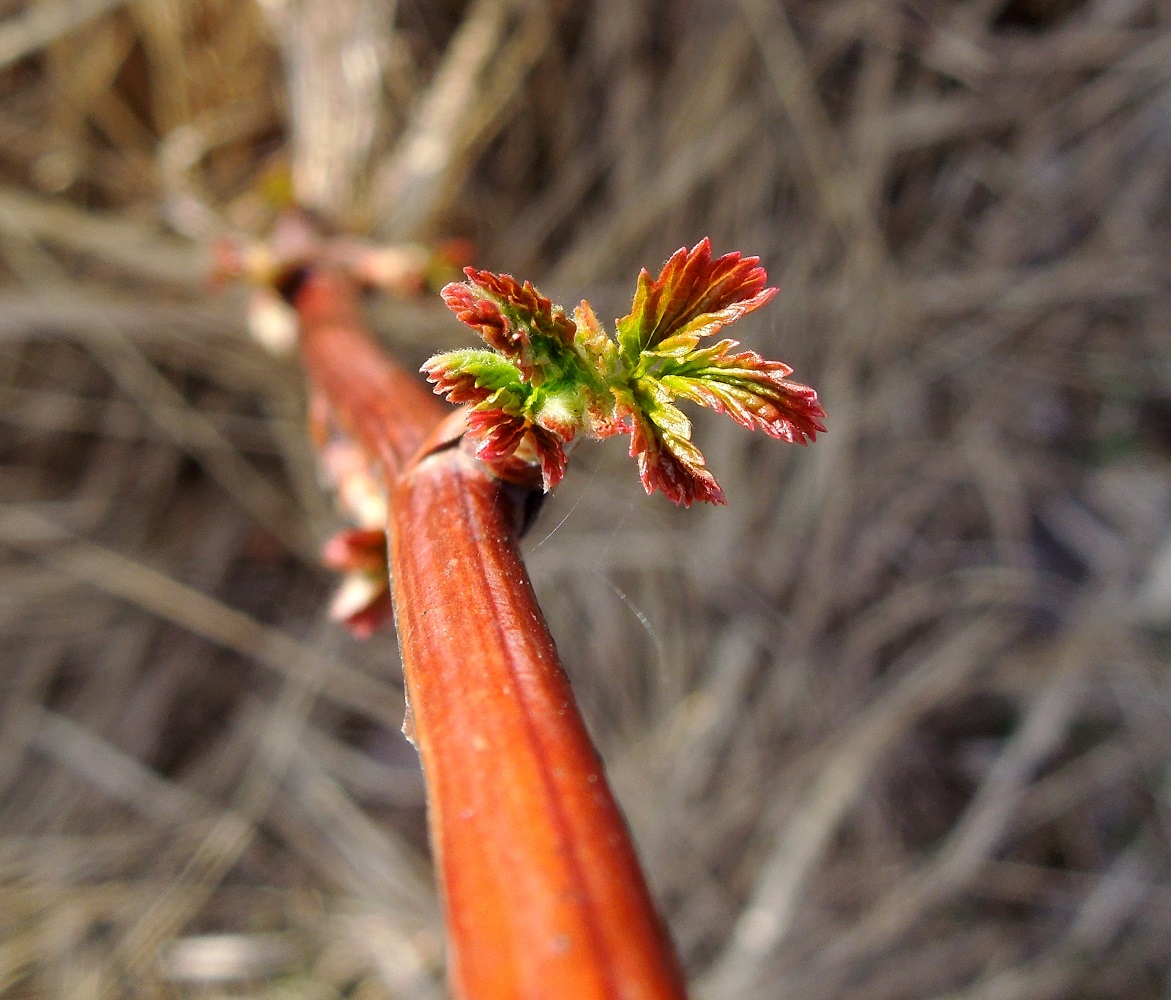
[440,269,579,383]
[465,407,568,490]
[615,238,776,363]
[617,384,725,507]
[421,348,530,409]
[423,348,570,489]
[426,240,824,506]
[648,339,827,444]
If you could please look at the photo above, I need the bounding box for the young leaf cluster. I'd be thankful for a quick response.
[423,239,826,506]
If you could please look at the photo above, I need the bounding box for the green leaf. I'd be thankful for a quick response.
[422,348,529,409]
[615,238,776,365]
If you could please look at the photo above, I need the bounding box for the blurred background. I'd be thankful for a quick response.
[2,0,1170,996]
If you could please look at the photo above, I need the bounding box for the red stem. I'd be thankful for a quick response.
[391,444,688,999]
[292,264,689,1000]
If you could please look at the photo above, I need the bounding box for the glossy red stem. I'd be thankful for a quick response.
[390,444,688,999]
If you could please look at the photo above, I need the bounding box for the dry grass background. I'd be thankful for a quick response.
[1,0,1170,997]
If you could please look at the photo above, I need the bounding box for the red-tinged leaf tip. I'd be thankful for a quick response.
[422,351,531,421]
[697,379,826,444]
[441,269,576,378]
[529,426,568,490]
[573,299,603,341]
[655,343,828,444]
[421,359,492,406]
[754,378,827,444]
[617,238,778,359]
[631,426,726,507]
[440,279,519,357]
[621,397,727,507]
[465,408,568,491]
[467,407,529,462]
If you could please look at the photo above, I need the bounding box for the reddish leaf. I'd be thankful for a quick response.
[654,340,827,444]
[422,363,493,407]
[616,238,777,361]
[425,350,569,486]
[528,424,569,489]
[466,406,530,462]
[465,407,568,491]
[441,269,577,382]
[617,387,726,507]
